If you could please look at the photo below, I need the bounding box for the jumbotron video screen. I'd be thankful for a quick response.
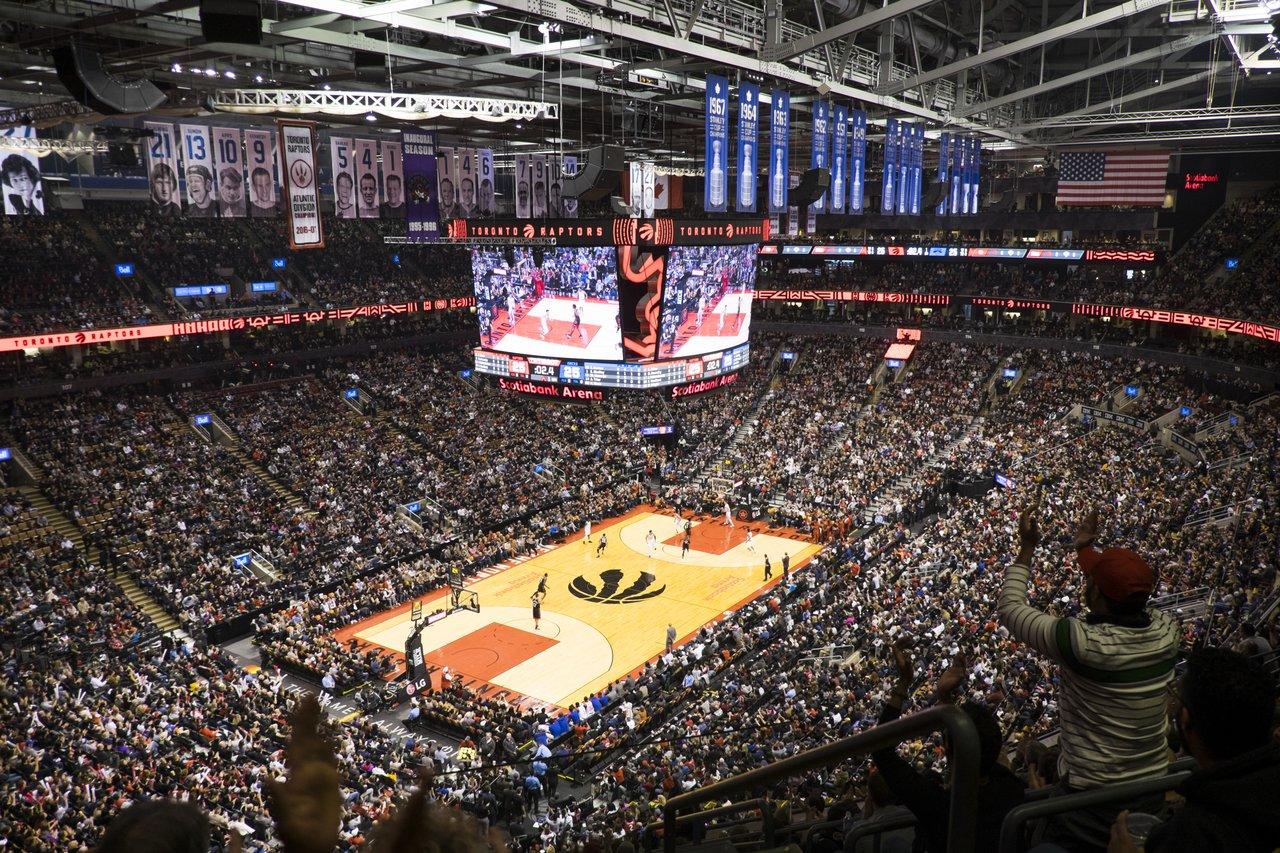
[658,244,756,359]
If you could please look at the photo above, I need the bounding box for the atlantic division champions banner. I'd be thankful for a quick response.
[277,119,324,249]
[768,90,789,215]
[850,109,866,214]
[144,121,181,216]
[829,104,847,215]
[212,126,246,218]
[735,80,759,213]
[354,138,379,218]
[245,128,279,218]
[809,99,829,214]
[180,125,216,218]
[402,130,439,243]
[704,73,729,212]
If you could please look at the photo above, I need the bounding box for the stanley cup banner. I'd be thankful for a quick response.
[909,124,922,215]
[144,121,181,216]
[809,99,829,213]
[936,132,951,215]
[881,117,897,214]
[829,103,847,215]
[704,73,730,212]
[179,124,216,218]
[402,130,439,242]
[477,148,495,217]
[950,134,963,214]
[895,120,909,215]
[850,109,866,214]
[380,140,404,218]
[354,138,380,218]
[245,128,279,218]
[212,126,246,218]
[561,155,578,218]
[277,119,324,249]
[330,136,356,219]
[968,138,981,214]
[735,80,759,213]
[767,89,790,215]
[514,153,531,218]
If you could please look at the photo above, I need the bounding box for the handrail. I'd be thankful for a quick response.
[844,813,917,853]
[662,705,980,853]
[996,769,1193,853]
[646,798,773,846]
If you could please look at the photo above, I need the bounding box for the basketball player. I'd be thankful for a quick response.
[745,529,756,553]
[566,304,582,341]
[723,497,734,528]
[782,552,790,582]
[539,306,551,340]
[583,519,592,543]
[680,529,690,559]
[531,591,542,630]
[718,300,727,333]
[506,288,518,328]
[595,532,607,558]
[645,529,658,558]
[536,573,548,598]
[763,555,772,581]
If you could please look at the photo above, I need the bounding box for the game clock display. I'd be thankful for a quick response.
[474,342,750,390]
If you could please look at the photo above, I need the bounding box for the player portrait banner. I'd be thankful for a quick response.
[477,148,495,217]
[628,161,643,212]
[211,126,246,218]
[641,160,656,218]
[704,73,729,212]
[380,140,404,218]
[277,119,324,249]
[735,80,759,213]
[514,153,532,218]
[850,108,866,213]
[435,146,457,220]
[179,124,216,218]
[144,121,181,216]
[548,155,563,217]
[829,103,847,215]
[768,89,790,215]
[809,99,829,214]
[245,129,279,218]
[0,145,43,216]
[329,137,356,219]
[402,130,439,243]
[354,138,379,219]
[531,154,549,218]
[560,155,578,218]
[456,147,478,218]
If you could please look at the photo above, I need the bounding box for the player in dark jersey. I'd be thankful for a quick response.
[595,532,607,558]
[566,304,581,340]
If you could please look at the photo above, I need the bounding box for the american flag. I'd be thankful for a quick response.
[1055,150,1170,207]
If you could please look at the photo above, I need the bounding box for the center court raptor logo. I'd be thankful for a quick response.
[568,569,666,604]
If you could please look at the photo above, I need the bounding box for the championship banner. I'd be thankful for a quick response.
[909,124,923,215]
[958,137,971,215]
[880,117,901,212]
[809,99,829,213]
[531,154,548,218]
[829,104,847,214]
[641,160,656,218]
[354,138,379,218]
[212,126,246,218]
[895,120,909,215]
[735,80,759,213]
[850,109,866,214]
[787,172,799,236]
[457,147,478,218]
[560,155,578,218]
[478,148,495,217]
[936,133,951,215]
[179,125,216,218]
[245,128,279,218]
[968,138,981,214]
[402,130,439,243]
[548,155,562,217]
[514,154,531,218]
[768,90,790,215]
[329,136,355,219]
[704,73,730,212]
[436,146,457,220]
[950,135,963,214]
[144,121,181,216]
[380,140,404,218]
[277,119,324,249]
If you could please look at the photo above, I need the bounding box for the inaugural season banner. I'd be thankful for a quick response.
[704,73,729,212]
[380,140,404,218]
[277,119,324,249]
[829,104,847,215]
[144,121,181,216]
[354,138,379,218]
[330,137,356,219]
[402,130,439,242]
[768,90,789,215]
[245,128,278,218]
[179,125,216,218]
[735,81,759,213]
[850,109,866,214]
[810,99,829,214]
[212,126,246,218]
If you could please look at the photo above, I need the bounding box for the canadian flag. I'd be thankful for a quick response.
[621,169,682,211]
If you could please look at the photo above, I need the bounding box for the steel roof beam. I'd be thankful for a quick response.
[1011,68,1221,130]
[762,0,938,63]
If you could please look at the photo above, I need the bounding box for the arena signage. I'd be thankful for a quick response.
[497,377,605,401]
[670,371,740,399]
[446,217,768,246]
[755,289,950,306]
[972,297,1054,311]
[759,243,1156,264]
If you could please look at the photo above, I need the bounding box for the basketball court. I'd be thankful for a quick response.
[335,506,818,711]
[487,296,623,360]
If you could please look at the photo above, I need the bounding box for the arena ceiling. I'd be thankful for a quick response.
[2,0,1280,158]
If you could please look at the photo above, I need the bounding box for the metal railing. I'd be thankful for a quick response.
[661,705,980,853]
[647,798,774,848]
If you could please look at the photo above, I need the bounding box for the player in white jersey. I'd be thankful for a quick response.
[645,529,658,558]
[539,306,551,340]
[717,299,727,333]
[723,497,734,528]
[577,287,587,309]
[745,529,756,552]
[583,519,592,542]
[506,291,517,326]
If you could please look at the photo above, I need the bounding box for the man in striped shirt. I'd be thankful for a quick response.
[999,505,1180,849]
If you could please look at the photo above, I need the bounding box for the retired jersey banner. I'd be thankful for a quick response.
[402,130,439,243]
[850,109,866,213]
[329,136,356,219]
[704,73,729,212]
[531,154,549,218]
[380,140,404,218]
[435,146,457,220]
[548,156,563,217]
[768,90,789,215]
[354,138,379,218]
[735,81,759,213]
[245,128,279,218]
[212,126,246,218]
[810,100,829,213]
[641,160,656,218]
[0,137,43,216]
[179,125,216,218]
[514,154,532,218]
[829,104,847,215]
[560,155,578,218]
[477,148,495,217]
[278,120,324,249]
[144,121,181,216]
[455,147,478,218]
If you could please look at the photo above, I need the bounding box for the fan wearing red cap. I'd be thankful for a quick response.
[1074,508,1158,609]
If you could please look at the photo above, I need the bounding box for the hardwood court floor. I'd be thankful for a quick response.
[340,505,817,710]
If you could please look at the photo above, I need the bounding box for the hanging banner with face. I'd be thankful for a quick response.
[767,90,789,215]
[628,161,644,213]
[641,161,656,218]
[245,128,279,218]
[211,127,246,218]
[477,148,495,217]
[531,154,549,217]
[144,121,181,216]
[514,154,532,218]
[402,130,439,242]
[380,140,404,218]
[354,138,380,218]
[560,155,578,218]
[329,137,355,219]
[179,125,216,218]
[548,156,563,217]
[735,80,759,213]
[277,119,324,249]
[0,140,43,216]
[704,73,729,212]
[850,109,866,214]
[809,99,829,214]
[454,148,477,218]
[829,104,847,215]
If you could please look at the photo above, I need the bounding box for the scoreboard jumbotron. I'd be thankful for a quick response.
[474,342,750,391]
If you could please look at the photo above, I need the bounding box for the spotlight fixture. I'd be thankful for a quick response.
[364,112,376,121]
